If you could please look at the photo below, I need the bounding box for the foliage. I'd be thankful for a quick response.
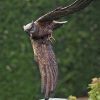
[68,95,77,100]
[88,78,100,100]
[0,0,100,100]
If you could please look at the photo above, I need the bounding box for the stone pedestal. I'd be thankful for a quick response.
[41,98,67,100]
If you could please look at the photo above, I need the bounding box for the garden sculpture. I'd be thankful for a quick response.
[23,0,94,100]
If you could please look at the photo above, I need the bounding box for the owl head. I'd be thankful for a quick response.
[23,21,37,35]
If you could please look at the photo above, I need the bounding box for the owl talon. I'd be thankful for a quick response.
[48,34,55,42]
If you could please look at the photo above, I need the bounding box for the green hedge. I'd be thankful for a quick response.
[0,0,100,100]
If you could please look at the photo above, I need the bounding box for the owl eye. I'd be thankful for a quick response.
[30,26,35,33]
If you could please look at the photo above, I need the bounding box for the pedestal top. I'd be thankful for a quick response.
[41,98,67,100]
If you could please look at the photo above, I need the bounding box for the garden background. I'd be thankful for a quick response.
[0,0,100,100]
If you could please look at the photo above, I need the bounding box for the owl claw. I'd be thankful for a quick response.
[48,34,55,42]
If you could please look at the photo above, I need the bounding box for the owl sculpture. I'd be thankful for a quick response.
[23,0,94,100]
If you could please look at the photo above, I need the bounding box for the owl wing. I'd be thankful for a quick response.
[36,0,94,23]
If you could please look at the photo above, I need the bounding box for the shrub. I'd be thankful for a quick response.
[88,78,100,100]
[68,95,77,100]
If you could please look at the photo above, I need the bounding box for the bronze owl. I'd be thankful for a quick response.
[23,0,94,100]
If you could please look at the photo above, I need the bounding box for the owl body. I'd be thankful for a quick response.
[31,39,58,99]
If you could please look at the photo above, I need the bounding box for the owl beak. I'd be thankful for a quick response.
[23,25,27,31]
[23,22,32,32]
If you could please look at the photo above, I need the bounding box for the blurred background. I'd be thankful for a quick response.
[0,0,100,100]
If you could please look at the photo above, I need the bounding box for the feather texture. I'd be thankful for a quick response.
[31,39,58,99]
[36,0,94,22]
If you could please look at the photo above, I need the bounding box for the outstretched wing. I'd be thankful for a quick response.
[31,39,58,99]
[36,0,94,22]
